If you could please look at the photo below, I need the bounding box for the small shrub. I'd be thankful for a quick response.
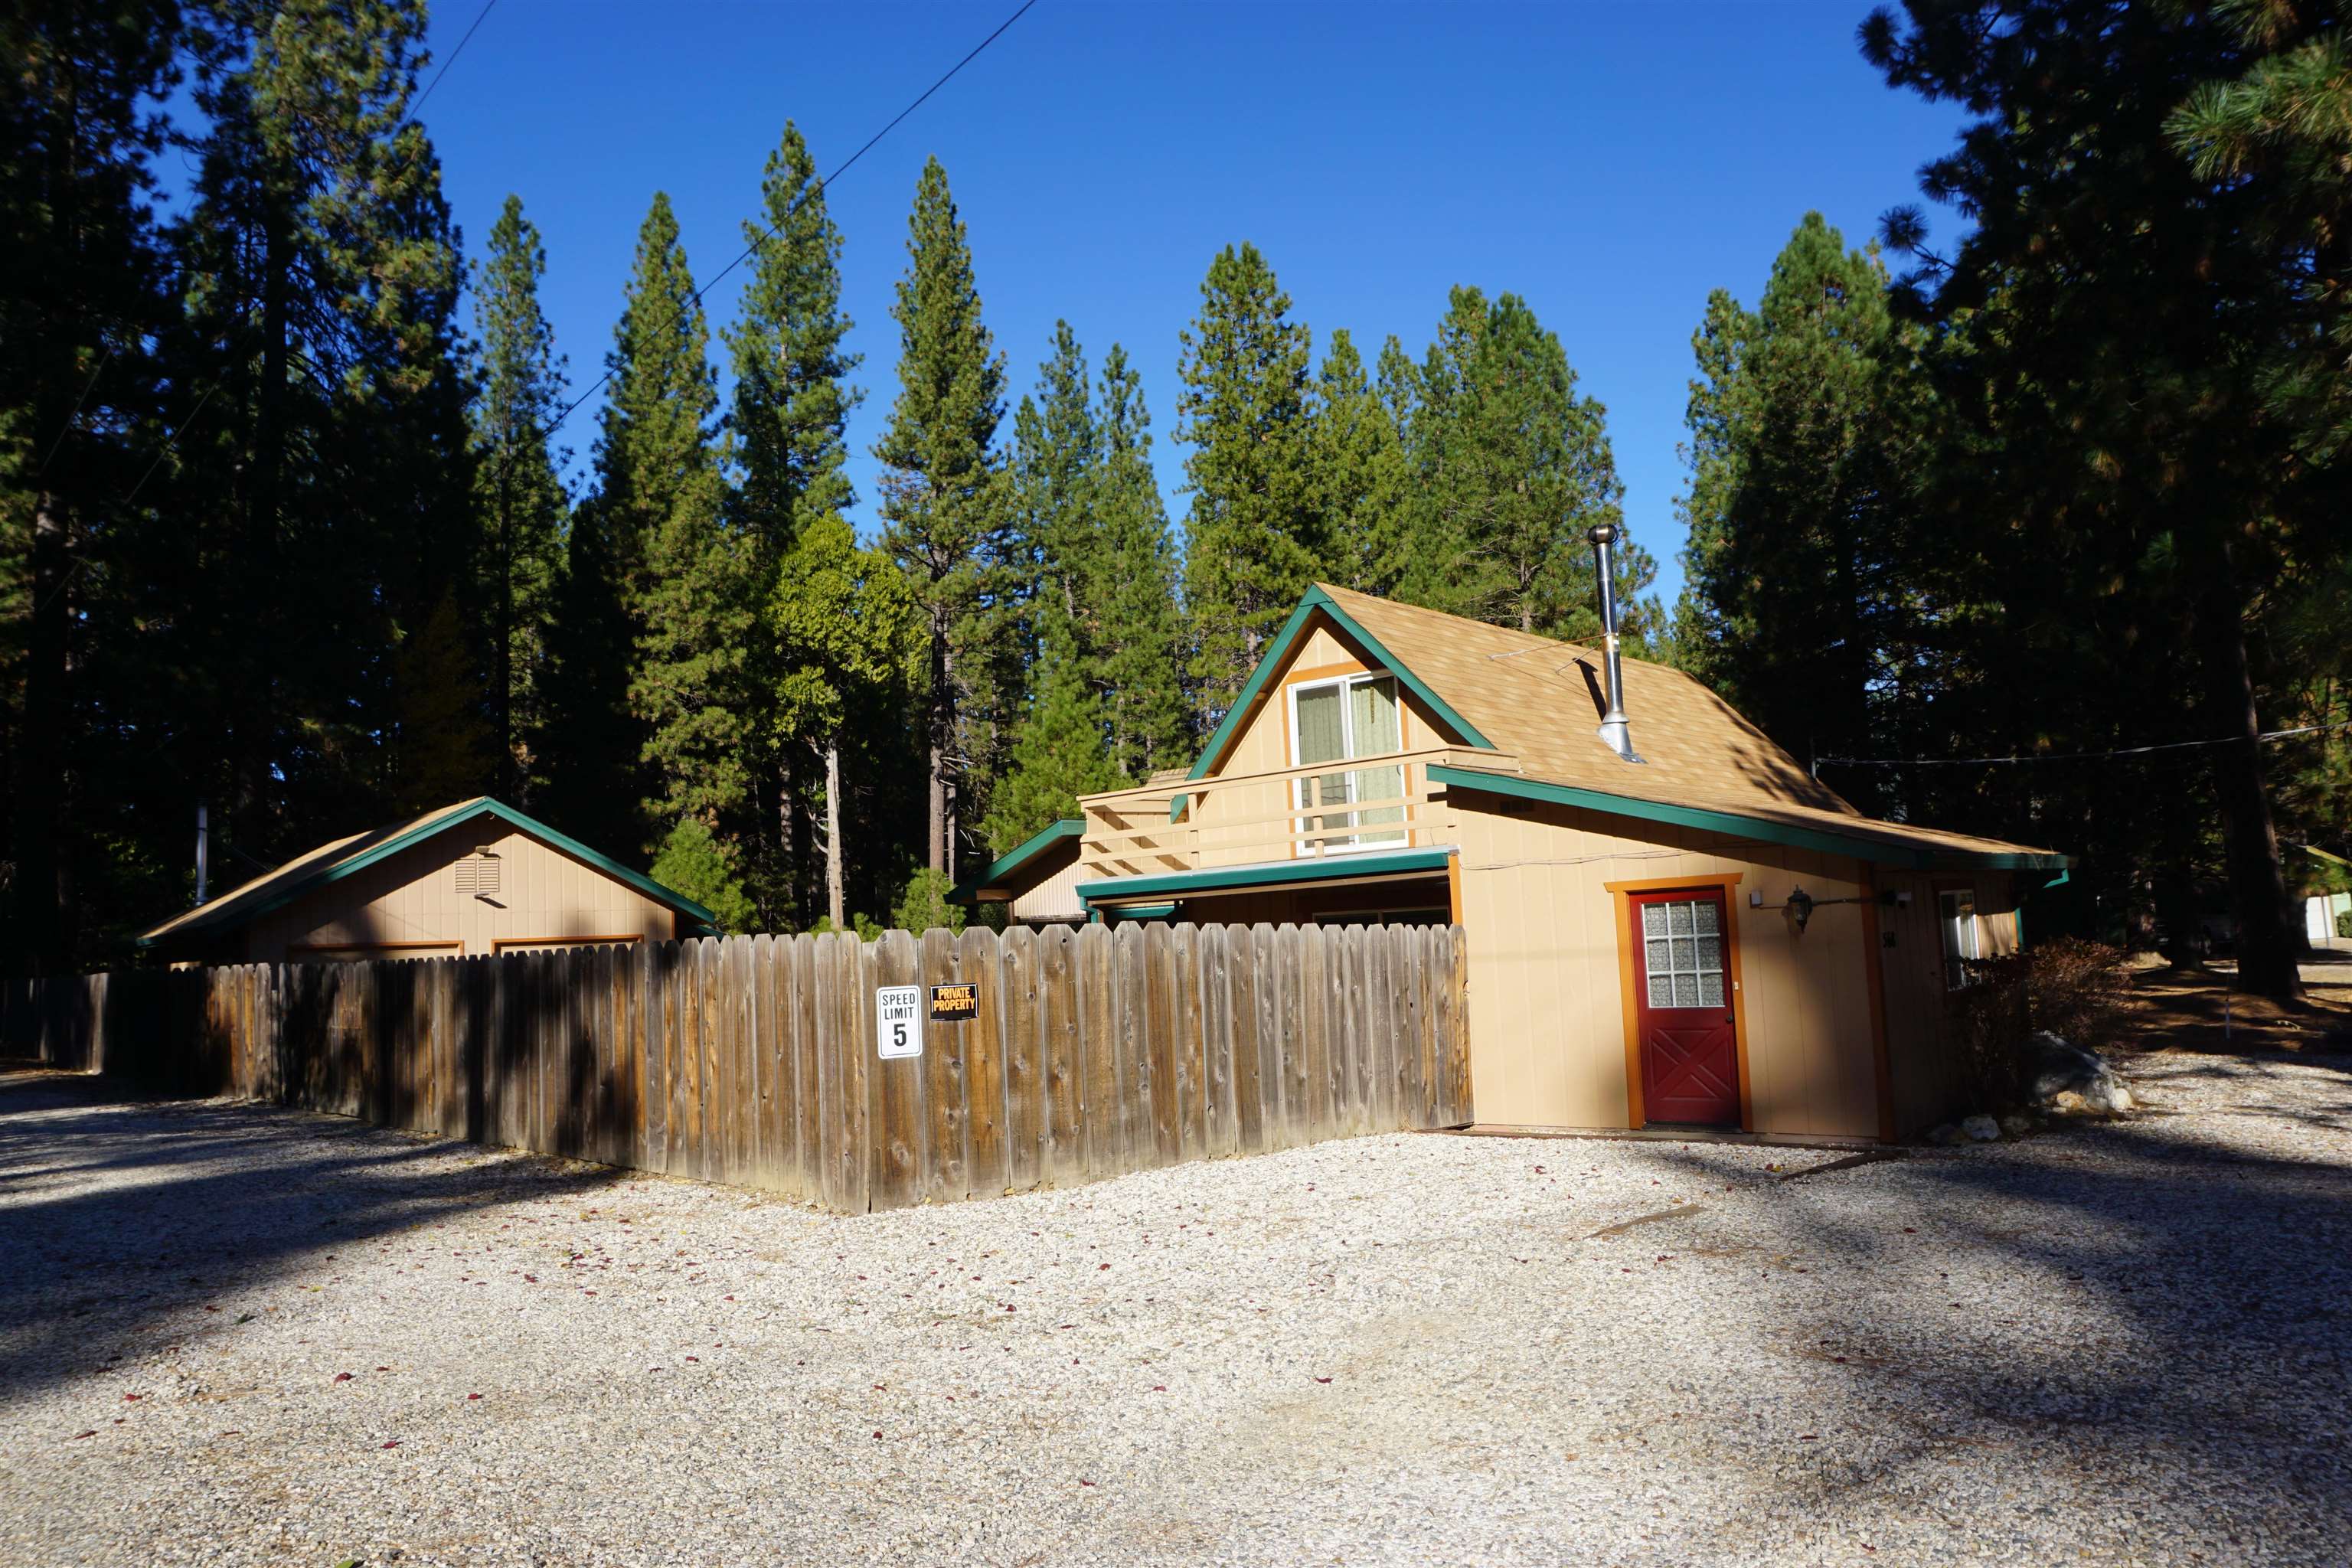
[2337,909,2351,939]
[1949,936,2131,1109]
[2020,936,2131,1050]
[889,866,966,936]
[1950,955,2032,1109]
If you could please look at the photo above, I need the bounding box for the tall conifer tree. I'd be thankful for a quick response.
[1308,328,1410,599]
[1176,242,1320,722]
[470,194,569,802]
[875,157,1009,877]
[728,120,861,923]
[1094,345,1190,778]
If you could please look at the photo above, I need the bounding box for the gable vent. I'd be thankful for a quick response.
[455,849,501,897]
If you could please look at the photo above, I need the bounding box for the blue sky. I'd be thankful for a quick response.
[417,0,1966,606]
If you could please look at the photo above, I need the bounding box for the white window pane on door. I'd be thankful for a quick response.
[1351,679,1404,842]
[1643,904,1668,939]
[1670,903,1694,936]
[1673,973,1698,1007]
[1295,686,1348,844]
[1646,937,1672,975]
[1698,971,1725,1008]
[1694,903,1719,935]
[1697,935,1721,970]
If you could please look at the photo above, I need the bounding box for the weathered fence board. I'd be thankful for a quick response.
[5,922,1472,1214]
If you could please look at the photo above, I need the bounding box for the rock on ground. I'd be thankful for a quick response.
[3,1048,2349,1567]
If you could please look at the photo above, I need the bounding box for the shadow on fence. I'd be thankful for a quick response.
[0,923,1472,1214]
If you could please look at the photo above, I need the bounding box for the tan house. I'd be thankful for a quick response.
[957,576,2068,1143]
[139,798,717,965]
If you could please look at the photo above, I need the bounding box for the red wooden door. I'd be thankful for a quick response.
[1631,888,1740,1126]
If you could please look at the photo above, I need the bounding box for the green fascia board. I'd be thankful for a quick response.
[1077,848,1454,906]
[949,818,1083,903]
[1426,766,2074,874]
[1173,586,1500,821]
[138,796,720,946]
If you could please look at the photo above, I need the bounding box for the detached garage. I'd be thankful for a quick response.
[138,798,717,965]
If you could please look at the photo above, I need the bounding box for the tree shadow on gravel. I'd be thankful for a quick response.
[1622,1063,2352,1553]
[0,1072,622,1405]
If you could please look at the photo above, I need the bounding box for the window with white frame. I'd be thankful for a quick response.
[1289,673,1405,854]
[1939,887,1981,989]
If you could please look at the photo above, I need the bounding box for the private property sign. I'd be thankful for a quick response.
[876,985,923,1059]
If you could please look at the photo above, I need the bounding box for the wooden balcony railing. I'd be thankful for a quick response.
[1076,746,1521,880]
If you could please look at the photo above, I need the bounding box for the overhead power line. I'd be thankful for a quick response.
[535,0,1038,443]
[1818,716,2352,769]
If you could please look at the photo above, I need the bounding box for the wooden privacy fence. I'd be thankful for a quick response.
[1,922,1472,1214]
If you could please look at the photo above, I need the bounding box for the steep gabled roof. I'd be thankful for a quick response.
[138,797,719,948]
[1191,584,2066,872]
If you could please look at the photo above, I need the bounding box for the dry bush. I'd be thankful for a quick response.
[2020,936,2131,1050]
[1949,937,2130,1109]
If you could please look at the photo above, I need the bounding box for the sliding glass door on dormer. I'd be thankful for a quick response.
[1290,674,1406,853]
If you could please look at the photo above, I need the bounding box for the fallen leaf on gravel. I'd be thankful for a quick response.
[334,1373,353,1383]
[381,1439,400,1449]
[122,1393,142,1402]
[1315,1377,1332,1383]
[466,1393,481,1400]
[71,1430,95,1440]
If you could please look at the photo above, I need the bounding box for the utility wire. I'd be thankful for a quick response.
[1818,716,2352,769]
[533,0,1038,444]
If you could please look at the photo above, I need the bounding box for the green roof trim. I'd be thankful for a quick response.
[1426,766,2073,873]
[138,797,720,947]
[1174,586,1500,820]
[1078,848,1454,906]
[949,818,1084,904]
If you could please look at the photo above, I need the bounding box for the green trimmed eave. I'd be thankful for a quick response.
[136,797,721,946]
[1426,766,2074,874]
[949,818,1083,905]
[1076,848,1455,907]
[1172,586,1500,821]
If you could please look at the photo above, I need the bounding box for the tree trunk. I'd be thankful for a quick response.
[928,626,955,874]
[825,740,846,930]
[2193,534,2301,1001]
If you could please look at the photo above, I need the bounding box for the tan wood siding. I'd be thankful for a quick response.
[240,825,679,962]
[1875,870,2022,1137]
[1450,797,1883,1140]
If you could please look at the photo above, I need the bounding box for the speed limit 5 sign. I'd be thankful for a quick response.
[876,985,923,1059]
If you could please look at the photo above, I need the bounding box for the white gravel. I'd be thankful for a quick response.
[3,1048,2349,1567]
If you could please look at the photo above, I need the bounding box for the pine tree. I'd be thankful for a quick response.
[1010,321,1101,639]
[982,629,1125,856]
[726,120,858,557]
[590,191,718,616]
[1176,242,1320,721]
[725,119,862,925]
[1093,345,1190,777]
[1674,214,1932,815]
[1414,287,1639,639]
[593,194,757,858]
[164,0,474,858]
[0,0,179,969]
[1308,328,1410,598]
[875,156,1010,877]
[470,194,569,802]
[388,590,495,813]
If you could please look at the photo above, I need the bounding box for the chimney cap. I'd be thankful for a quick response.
[1586,521,1620,547]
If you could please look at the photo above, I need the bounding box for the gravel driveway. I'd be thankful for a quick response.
[3,1048,2348,1567]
